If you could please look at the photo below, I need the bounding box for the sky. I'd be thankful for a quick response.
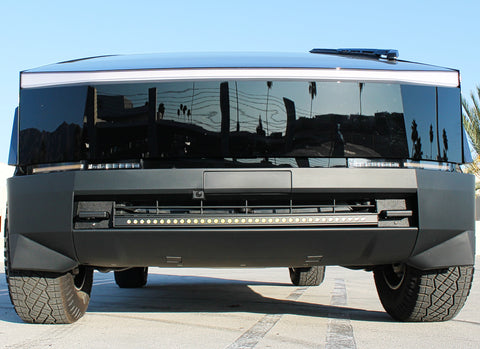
[0,0,479,164]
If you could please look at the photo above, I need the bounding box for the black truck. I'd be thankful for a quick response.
[5,49,475,323]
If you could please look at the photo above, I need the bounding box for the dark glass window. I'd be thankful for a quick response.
[401,85,438,161]
[437,87,461,163]
[19,86,87,165]
[401,85,462,163]
[17,80,464,166]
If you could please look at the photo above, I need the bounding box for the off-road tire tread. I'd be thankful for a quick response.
[289,266,325,286]
[374,265,474,322]
[8,270,92,324]
[5,215,93,324]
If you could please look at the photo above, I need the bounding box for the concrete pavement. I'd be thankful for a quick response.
[1,259,479,349]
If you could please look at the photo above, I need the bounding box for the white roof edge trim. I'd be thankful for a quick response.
[20,68,460,89]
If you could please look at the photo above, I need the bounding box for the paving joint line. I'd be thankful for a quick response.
[326,278,357,349]
[225,287,307,349]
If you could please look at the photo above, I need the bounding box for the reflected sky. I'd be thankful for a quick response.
[20,86,88,132]
[96,81,404,136]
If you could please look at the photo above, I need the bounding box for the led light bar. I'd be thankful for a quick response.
[87,162,141,170]
[114,214,378,228]
[403,161,455,171]
[20,68,460,88]
[33,163,84,174]
[348,159,401,168]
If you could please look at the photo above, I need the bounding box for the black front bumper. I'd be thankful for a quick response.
[6,168,475,272]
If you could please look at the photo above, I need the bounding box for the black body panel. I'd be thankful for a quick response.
[73,227,418,268]
[410,170,476,268]
[6,168,475,272]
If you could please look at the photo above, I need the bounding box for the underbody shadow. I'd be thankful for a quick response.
[87,271,392,323]
[0,271,391,324]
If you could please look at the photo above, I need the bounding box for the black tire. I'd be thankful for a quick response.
[374,263,474,322]
[114,267,148,288]
[289,266,325,286]
[5,216,93,324]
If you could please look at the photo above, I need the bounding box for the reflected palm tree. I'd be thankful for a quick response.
[359,82,364,116]
[158,103,165,120]
[309,82,317,118]
[411,120,423,160]
[429,124,434,159]
[177,104,189,122]
[235,81,240,132]
[265,81,272,135]
[442,128,448,161]
[411,120,418,158]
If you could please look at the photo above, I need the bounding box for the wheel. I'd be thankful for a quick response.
[5,216,93,324]
[374,263,474,322]
[289,266,325,286]
[114,267,148,288]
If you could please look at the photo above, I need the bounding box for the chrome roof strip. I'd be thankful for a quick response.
[20,67,459,89]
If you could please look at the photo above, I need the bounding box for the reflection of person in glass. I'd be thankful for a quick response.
[332,123,345,157]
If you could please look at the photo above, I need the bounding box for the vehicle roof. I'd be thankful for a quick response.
[23,51,455,73]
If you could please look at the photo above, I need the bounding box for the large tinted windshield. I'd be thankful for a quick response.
[18,80,463,166]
